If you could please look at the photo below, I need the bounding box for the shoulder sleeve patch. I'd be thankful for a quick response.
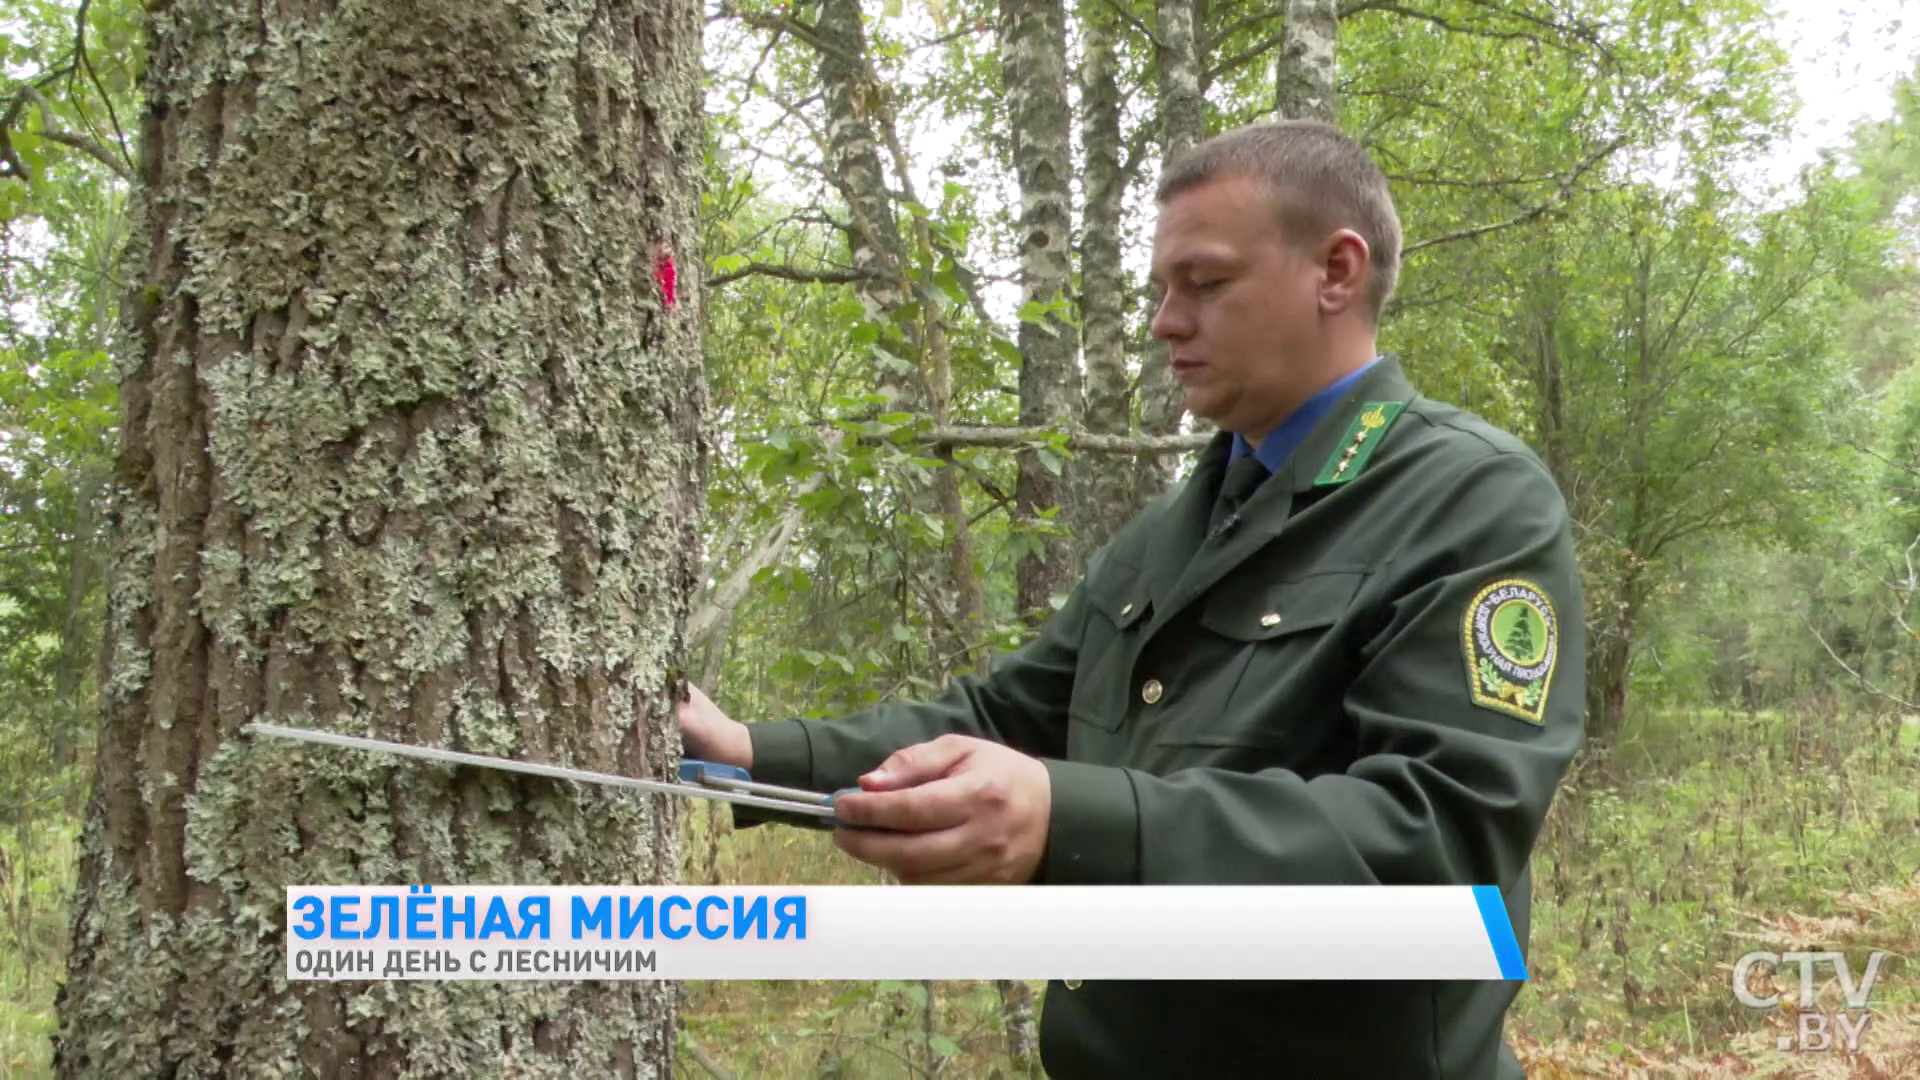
[1463,578,1558,724]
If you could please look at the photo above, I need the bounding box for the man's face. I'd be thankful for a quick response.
[1148,173,1326,440]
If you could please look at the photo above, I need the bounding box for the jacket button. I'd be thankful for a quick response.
[1141,679,1163,704]
[1120,602,1133,617]
[1260,612,1282,628]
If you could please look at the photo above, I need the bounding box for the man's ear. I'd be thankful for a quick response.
[1318,229,1372,317]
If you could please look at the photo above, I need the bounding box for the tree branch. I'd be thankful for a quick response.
[944,452,1010,503]
[3,86,135,183]
[1459,0,1607,52]
[724,8,867,69]
[706,262,878,289]
[1384,167,1579,189]
[1344,2,1585,52]
[1803,612,1920,711]
[686,478,821,653]
[1206,5,1286,52]
[924,426,1211,454]
[1851,442,1920,481]
[36,128,133,182]
[1404,137,1624,255]
[1208,31,1288,81]
[1104,0,1162,48]
[72,0,132,176]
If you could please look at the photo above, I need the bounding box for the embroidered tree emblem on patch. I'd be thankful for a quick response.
[1464,579,1558,724]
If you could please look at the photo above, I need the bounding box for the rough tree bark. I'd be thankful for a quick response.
[1132,0,1207,508]
[1073,0,1135,560]
[56,0,704,1074]
[1276,0,1339,122]
[1003,0,1082,627]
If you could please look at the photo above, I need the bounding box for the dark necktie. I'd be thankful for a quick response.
[1209,454,1269,537]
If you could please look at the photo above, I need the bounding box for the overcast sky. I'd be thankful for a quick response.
[1764,0,1920,183]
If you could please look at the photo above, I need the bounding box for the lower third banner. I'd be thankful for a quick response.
[284,885,1527,982]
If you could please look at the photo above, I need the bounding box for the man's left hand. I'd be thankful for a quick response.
[831,735,1051,884]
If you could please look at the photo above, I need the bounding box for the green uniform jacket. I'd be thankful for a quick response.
[744,356,1585,1078]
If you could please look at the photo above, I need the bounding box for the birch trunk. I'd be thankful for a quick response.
[1076,0,1136,555]
[815,0,984,671]
[1003,0,1082,625]
[1133,0,1206,506]
[1276,0,1339,122]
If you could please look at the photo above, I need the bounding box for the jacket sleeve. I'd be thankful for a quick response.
[1039,449,1585,887]
[735,550,1100,826]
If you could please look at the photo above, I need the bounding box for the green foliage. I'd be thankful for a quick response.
[0,6,137,1071]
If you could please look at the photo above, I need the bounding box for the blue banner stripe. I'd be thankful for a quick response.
[1472,885,1527,980]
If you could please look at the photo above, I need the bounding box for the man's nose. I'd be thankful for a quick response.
[1150,293,1191,341]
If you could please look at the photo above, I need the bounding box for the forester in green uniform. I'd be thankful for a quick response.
[679,120,1584,1078]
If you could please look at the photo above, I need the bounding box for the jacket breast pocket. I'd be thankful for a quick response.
[1066,576,1150,756]
[1158,569,1368,750]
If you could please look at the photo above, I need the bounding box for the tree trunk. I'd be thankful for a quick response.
[1074,0,1136,558]
[817,0,921,411]
[1004,0,1082,625]
[814,0,985,672]
[1586,573,1641,753]
[1275,0,1339,122]
[1133,0,1207,507]
[56,0,704,1074]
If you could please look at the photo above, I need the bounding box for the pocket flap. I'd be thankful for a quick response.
[1088,583,1151,630]
[1197,570,1366,642]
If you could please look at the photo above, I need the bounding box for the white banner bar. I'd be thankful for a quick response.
[285,885,1526,981]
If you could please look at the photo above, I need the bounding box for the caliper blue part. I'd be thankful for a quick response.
[679,760,752,785]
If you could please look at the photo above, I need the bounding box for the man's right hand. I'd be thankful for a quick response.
[677,682,753,769]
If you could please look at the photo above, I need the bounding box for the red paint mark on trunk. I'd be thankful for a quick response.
[654,248,677,309]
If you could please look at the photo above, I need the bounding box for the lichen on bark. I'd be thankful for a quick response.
[58,0,706,1075]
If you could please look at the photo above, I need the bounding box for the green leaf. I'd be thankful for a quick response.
[929,1035,962,1058]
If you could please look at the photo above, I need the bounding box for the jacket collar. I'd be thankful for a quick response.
[1137,354,1418,637]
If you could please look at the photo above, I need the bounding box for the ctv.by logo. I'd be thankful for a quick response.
[1732,950,1891,1052]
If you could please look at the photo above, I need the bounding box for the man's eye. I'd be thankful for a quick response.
[1195,279,1226,291]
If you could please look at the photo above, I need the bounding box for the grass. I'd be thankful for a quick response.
[3,705,1916,1078]
[1508,705,1920,1077]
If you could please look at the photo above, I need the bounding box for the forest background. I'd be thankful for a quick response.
[5,0,1920,1074]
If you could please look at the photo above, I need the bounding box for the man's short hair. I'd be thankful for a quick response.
[1157,120,1403,320]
